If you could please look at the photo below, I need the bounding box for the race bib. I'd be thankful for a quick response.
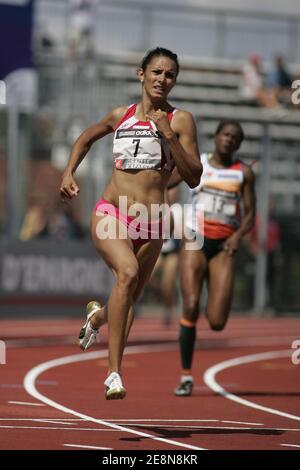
[196,188,238,224]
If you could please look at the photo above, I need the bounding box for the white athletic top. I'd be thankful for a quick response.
[186,153,244,239]
[113,104,177,171]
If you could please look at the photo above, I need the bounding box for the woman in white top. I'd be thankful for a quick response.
[60,47,202,400]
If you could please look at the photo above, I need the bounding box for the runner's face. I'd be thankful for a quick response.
[141,56,177,100]
[215,124,241,156]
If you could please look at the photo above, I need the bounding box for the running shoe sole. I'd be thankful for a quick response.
[105,387,127,400]
[174,381,194,397]
[78,301,101,351]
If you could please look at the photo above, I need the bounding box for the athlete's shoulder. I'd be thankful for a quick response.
[109,104,135,130]
[172,108,195,121]
[110,105,132,121]
[171,108,197,133]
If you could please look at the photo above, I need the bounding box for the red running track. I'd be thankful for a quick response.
[0,314,300,450]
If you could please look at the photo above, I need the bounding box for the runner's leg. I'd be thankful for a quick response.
[206,250,235,331]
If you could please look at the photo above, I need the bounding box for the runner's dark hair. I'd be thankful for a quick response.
[215,120,244,143]
[140,47,180,76]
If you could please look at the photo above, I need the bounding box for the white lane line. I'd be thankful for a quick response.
[0,418,76,426]
[0,418,263,426]
[280,444,300,449]
[0,418,85,422]
[24,344,206,451]
[221,420,263,426]
[30,419,75,426]
[1,424,300,432]
[105,419,263,426]
[105,419,218,422]
[204,349,300,421]
[0,426,117,431]
[1,382,57,388]
[8,401,45,407]
[64,444,113,450]
[111,424,300,431]
[116,424,261,430]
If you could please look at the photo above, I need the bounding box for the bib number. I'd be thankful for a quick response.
[132,139,140,157]
[198,191,236,217]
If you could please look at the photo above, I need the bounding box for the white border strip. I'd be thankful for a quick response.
[8,401,45,407]
[64,444,112,450]
[203,349,300,421]
[24,344,206,450]
[280,444,300,448]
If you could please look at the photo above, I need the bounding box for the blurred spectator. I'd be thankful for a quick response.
[266,55,293,107]
[239,53,279,109]
[40,35,54,51]
[68,0,96,61]
[19,193,49,241]
[37,20,56,54]
[20,197,85,241]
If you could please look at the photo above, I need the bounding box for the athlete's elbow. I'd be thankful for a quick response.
[188,167,202,188]
[78,129,94,149]
[188,179,199,189]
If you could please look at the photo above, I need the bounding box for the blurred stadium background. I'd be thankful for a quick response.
[1,0,300,318]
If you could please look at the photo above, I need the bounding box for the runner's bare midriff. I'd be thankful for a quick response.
[102,168,171,209]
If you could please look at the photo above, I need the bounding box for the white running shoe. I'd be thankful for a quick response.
[174,379,194,397]
[104,372,126,400]
[78,301,101,351]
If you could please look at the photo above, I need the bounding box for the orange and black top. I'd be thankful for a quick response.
[186,153,244,239]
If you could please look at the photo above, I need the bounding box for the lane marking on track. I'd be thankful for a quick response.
[119,424,300,431]
[6,334,299,350]
[104,419,264,425]
[101,419,264,426]
[280,444,300,448]
[0,418,84,422]
[0,418,263,426]
[0,381,57,388]
[1,424,300,432]
[64,444,113,450]
[203,349,300,421]
[24,343,206,451]
[0,418,76,426]
[8,401,45,407]
[221,420,263,425]
[27,419,75,426]
[0,425,117,431]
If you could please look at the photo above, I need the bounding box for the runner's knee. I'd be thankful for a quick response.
[182,298,199,323]
[116,264,139,291]
[209,317,227,331]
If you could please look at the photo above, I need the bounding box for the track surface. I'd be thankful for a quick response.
[0,315,300,450]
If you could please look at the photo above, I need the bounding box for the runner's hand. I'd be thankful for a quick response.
[223,232,241,256]
[60,173,80,201]
[146,109,173,138]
